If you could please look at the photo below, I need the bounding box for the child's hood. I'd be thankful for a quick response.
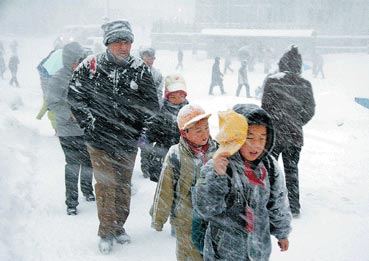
[233,103,275,160]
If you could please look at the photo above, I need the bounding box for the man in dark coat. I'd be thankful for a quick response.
[261,45,315,217]
[67,20,159,254]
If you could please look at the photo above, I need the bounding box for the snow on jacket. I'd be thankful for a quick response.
[145,99,189,150]
[150,66,164,107]
[151,136,217,229]
[195,106,292,261]
[47,44,85,137]
[261,71,315,147]
[67,50,159,153]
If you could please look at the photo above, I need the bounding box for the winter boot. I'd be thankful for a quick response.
[98,236,113,254]
[114,231,131,244]
[67,207,77,215]
[84,192,95,202]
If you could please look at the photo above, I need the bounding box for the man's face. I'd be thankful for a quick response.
[142,54,155,68]
[108,41,132,60]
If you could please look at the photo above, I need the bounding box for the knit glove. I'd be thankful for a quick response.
[137,133,149,148]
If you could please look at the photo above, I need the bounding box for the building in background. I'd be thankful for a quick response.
[152,0,369,55]
[194,0,368,35]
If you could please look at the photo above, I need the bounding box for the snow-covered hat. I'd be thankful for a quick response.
[164,73,187,99]
[102,20,134,46]
[214,109,248,157]
[278,44,302,74]
[177,104,211,130]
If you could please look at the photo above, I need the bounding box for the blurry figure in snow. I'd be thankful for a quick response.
[46,42,95,216]
[195,104,292,260]
[140,73,189,182]
[8,50,20,87]
[209,57,225,95]
[263,47,273,74]
[68,20,159,254]
[236,60,251,97]
[0,41,6,79]
[312,51,325,79]
[176,48,183,71]
[261,45,315,217]
[139,47,164,107]
[151,104,217,261]
[223,50,233,74]
[36,46,64,130]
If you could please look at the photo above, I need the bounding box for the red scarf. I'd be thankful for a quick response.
[244,161,267,190]
[185,137,209,164]
[244,161,267,233]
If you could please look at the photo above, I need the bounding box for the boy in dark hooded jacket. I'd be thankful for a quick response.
[195,104,292,261]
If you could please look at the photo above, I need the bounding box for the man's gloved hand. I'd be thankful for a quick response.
[137,133,149,148]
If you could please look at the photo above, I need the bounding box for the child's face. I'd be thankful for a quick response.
[168,92,186,105]
[184,119,210,146]
[240,125,267,161]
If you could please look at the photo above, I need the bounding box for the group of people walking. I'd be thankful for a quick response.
[209,56,251,98]
[40,18,315,260]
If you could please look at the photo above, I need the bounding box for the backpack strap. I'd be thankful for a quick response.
[169,145,202,217]
[227,161,248,207]
[262,155,276,187]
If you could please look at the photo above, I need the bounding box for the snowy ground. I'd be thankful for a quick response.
[1,36,369,261]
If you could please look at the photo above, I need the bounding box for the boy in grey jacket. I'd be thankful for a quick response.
[195,104,292,261]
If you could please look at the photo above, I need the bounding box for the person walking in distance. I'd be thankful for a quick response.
[176,48,184,71]
[8,50,20,87]
[235,60,251,97]
[209,57,225,95]
[68,20,159,254]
